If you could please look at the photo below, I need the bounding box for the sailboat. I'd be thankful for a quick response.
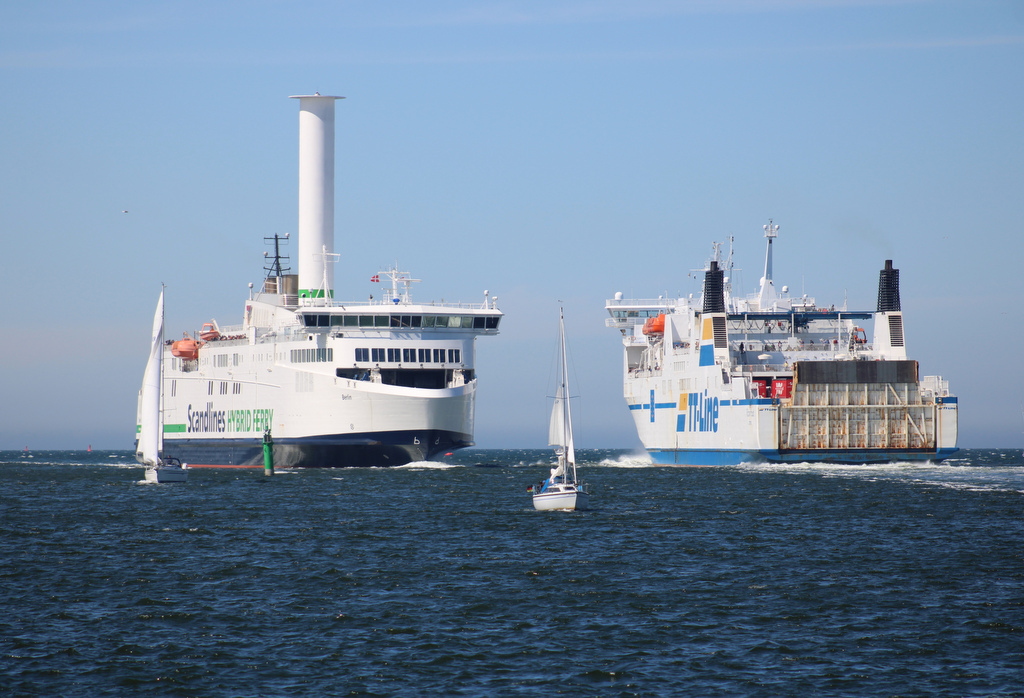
[531,308,588,511]
[137,289,188,483]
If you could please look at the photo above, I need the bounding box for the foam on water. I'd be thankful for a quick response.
[736,456,1024,494]
[394,461,462,470]
[597,452,654,468]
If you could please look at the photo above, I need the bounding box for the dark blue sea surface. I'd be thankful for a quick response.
[2,448,1022,696]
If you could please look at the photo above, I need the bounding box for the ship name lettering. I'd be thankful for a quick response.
[188,404,274,433]
[187,402,226,433]
[685,390,719,433]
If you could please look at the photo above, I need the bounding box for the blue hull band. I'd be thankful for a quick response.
[648,447,960,466]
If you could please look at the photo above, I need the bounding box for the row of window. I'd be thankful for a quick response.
[300,314,500,330]
[211,354,242,367]
[610,309,665,319]
[206,381,244,395]
[354,348,461,364]
[180,345,460,368]
[290,348,334,363]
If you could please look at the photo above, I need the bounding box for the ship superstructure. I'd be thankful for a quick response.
[138,95,501,467]
[605,222,957,465]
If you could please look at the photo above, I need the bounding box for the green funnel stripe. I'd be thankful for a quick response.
[135,424,188,434]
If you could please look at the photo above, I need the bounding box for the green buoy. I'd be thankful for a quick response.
[263,429,274,476]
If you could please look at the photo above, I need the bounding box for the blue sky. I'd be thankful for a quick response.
[1,0,1022,450]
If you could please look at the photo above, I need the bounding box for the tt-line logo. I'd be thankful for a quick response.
[681,391,719,433]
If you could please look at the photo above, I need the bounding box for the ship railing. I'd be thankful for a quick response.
[305,298,500,311]
[628,367,663,377]
[733,364,789,374]
[605,298,679,308]
[216,323,245,334]
[920,375,951,397]
[732,341,874,353]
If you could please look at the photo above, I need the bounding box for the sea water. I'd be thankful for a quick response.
[2,449,1022,696]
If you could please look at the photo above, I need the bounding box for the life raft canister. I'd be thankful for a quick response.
[642,314,666,336]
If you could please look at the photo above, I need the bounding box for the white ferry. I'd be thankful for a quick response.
[605,222,957,465]
[137,95,501,467]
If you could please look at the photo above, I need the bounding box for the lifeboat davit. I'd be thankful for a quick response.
[642,314,666,336]
[171,333,201,360]
[199,322,221,341]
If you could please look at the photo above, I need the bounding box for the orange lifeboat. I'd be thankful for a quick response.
[642,314,666,336]
[171,333,201,360]
[199,322,221,341]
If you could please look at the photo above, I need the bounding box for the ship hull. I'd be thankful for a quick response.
[159,429,471,468]
[147,320,493,468]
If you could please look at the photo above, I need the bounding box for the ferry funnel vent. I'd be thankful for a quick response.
[703,260,726,314]
[877,259,901,312]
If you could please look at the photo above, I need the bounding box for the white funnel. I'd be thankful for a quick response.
[290,93,344,300]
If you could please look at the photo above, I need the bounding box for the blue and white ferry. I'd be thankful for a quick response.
[605,222,957,465]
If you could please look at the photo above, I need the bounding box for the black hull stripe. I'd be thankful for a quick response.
[158,430,472,468]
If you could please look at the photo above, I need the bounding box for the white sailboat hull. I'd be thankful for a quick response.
[145,465,189,483]
[533,486,589,511]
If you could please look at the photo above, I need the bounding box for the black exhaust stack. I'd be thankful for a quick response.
[703,260,726,314]
[877,260,901,312]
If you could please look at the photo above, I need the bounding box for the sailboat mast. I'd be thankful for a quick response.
[558,308,576,480]
[156,287,165,458]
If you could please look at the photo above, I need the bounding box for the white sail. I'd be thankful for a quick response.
[547,382,568,479]
[547,310,575,477]
[548,383,569,448]
[137,289,164,467]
